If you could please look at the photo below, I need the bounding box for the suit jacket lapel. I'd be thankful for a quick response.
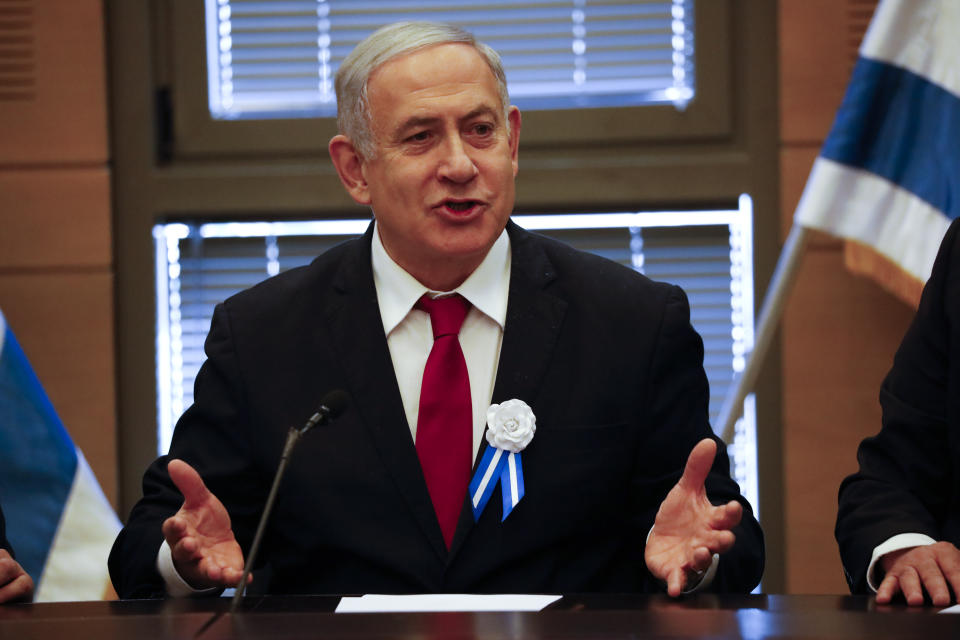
[490,222,568,406]
[321,226,449,562]
[449,221,568,558]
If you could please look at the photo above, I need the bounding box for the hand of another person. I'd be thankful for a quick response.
[161,459,249,591]
[0,548,33,604]
[877,542,960,606]
[644,438,743,596]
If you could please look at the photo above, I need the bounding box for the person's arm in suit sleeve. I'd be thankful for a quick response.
[110,303,265,598]
[837,219,960,605]
[637,285,765,594]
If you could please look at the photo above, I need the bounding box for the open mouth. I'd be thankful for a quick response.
[445,200,478,212]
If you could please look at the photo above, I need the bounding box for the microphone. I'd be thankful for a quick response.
[297,389,348,436]
[229,389,348,613]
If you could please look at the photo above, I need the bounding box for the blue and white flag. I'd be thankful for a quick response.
[0,310,121,601]
[794,0,960,283]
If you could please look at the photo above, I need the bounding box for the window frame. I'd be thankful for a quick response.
[151,205,761,516]
[107,0,783,590]
[166,0,733,158]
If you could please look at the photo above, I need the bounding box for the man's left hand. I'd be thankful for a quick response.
[644,438,743,596]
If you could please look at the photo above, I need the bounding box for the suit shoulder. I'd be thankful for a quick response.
[520,228,678,304]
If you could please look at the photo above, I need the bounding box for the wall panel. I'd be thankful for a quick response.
[779,0,865,144]
[781,249,912,593]
[0,168,111,268]
[0,273,117,502]
[0,0,108,164]
[0,0,115,504]
[779,0,904,594]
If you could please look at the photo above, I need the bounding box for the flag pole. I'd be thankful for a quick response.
[719,224,809,443]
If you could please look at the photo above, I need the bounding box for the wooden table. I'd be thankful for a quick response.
[2,594,959,639]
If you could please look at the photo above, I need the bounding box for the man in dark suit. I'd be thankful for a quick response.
[837,218,960,607]
[0,501,34,603]
[110,21,763,599]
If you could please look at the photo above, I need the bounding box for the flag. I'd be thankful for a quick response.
[0,309,121,601]
[794,0,960,305]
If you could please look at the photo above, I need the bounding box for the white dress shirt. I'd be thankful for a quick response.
[371,223,510,458]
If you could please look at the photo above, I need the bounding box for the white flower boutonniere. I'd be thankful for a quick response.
[469,399,536,522]
[485,399,536,452]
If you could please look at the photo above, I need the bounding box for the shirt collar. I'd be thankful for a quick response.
[372,222,511,335]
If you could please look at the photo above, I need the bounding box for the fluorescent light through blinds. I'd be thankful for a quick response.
[205,0,695,120]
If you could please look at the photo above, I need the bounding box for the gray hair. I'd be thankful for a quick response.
[334,22,510,159]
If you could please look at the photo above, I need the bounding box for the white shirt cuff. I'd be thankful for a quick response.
[867,533,938,592]
[646,526,720,593]
[683,553,719,593]
[157,540,220,597]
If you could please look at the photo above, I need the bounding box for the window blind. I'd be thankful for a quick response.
[533,222,752,430]
[156,216,751,434]
[154,205,758,519]
[157,227,359,423]
[206,0,695,119]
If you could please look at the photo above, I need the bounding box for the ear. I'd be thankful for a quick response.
[329,135,371,205]
[507,106,522,177]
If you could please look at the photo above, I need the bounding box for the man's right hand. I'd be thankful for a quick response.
[877,541,960,606]
[161,459,248,590]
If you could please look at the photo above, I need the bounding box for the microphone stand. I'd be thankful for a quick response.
[228,406,337,614]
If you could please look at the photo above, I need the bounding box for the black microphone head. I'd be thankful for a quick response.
[319,389,349,419]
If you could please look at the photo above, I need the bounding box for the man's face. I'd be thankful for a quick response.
[355,43,520,289]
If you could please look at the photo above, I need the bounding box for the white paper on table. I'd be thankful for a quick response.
[334,593,561,613]
[938,604,960,614]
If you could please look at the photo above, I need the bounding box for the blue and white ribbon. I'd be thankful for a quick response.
[468,445,525,521]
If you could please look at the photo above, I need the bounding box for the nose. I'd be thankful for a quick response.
[437,136,479,183]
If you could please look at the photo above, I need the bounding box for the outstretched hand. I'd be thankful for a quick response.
[877,542,960,607]
[644,438,743,596]
[161,459,249,591]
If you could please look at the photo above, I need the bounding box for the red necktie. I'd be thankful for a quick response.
[416,294,472,549]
